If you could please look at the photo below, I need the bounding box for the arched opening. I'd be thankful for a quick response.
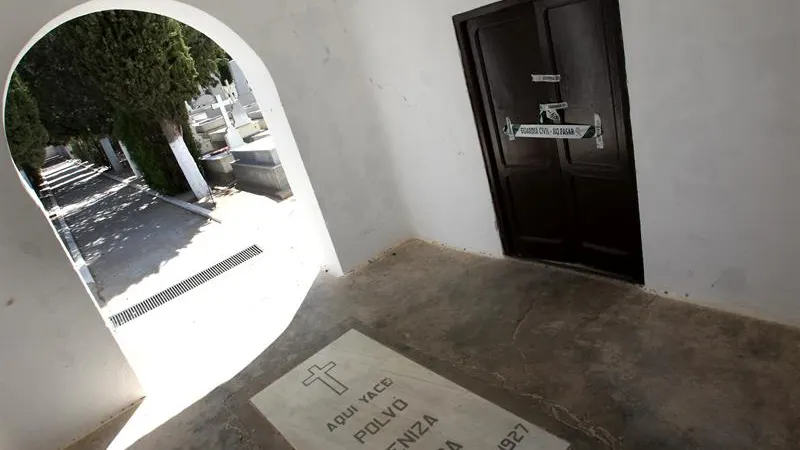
[1,1,342,447]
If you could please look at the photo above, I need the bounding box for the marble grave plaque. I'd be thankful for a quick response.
[251,329,570,450]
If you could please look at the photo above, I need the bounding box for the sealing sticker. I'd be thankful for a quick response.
[539,102,569,124]
[531,74,561,83]
[504,117,601,142]
[539,102,569,111]
[594,113,604,150]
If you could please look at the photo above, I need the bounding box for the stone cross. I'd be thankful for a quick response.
[213,95,245,149]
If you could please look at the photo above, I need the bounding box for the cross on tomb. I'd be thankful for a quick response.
[212,95,234,129]
[212,94,245,149]
[302,361,348,395]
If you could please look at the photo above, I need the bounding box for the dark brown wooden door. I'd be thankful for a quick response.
[456,0,643,281]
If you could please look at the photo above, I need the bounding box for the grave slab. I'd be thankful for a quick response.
[251,329,570,450]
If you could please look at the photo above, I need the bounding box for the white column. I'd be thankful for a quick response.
[167,136,210,200]
[19,169,33,190]
[118,142,142,178]
[99,137,123,172]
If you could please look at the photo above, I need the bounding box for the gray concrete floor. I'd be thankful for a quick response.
[70,240,800,450]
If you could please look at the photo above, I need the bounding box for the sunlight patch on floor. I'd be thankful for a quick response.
[103,203,321,449]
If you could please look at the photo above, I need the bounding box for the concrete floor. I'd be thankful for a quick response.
[70,240,800,450]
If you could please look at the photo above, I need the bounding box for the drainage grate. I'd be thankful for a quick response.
[109,245,263,327]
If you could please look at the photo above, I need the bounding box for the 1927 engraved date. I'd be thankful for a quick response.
[497,423,529,450]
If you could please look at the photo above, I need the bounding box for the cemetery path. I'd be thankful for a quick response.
[42,158,321,408]
[42,160,248,312]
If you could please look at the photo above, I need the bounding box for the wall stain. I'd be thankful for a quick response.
[6,298,14,307]
[323,46,331,64]
[711,267,747,293]
[19,242,42,259]
[368,77,384,90]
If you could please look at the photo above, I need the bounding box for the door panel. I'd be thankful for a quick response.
[468,3,570,260]
[539,0,622,169]
[570,175,635,252]
[535,0,641,277]
[456,0,643,281]
[506,173,566,242]
[476,15,556,169]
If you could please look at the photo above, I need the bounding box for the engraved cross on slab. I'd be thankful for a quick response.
[302,361,349,395]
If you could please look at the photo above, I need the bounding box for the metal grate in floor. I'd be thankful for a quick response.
[108,245,263,327]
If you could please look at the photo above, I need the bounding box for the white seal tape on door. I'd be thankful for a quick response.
[531,74,561,83]
[539,102,569,111]
[503,116,602,144]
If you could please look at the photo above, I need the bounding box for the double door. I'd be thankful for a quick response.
[456,0,643,281]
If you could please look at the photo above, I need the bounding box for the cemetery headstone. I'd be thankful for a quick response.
[252,329,571,450]
[232,100,253,127]
[229,60,257,106]
[213,95,245,149]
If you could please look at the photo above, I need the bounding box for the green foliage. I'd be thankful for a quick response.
[16,31,113,141]
[181,24,228,88]
[114,111,189,195]
[4,74,48,170]
[61,11,198,125]
[217,59,233,85]
[6,11,222,195]
[70,138,107,167]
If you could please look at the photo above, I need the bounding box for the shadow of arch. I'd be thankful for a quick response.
[1,0,343,276]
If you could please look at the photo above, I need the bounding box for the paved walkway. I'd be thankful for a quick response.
[43,160,221,310]
[41,159,321,406]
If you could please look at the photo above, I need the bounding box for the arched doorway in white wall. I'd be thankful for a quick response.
[1,1,340,447]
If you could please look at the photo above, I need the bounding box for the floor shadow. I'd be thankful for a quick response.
[113,239,800,450]
[67,401,143,450]
[46,165,210,303]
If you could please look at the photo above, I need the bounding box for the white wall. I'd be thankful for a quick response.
[0,174,143,449]
[354,0,800,325]
[620,0,800,325]
[336,0,506,258]
[228,0,414,270]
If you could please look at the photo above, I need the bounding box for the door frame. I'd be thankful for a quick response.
[453,0,644,283]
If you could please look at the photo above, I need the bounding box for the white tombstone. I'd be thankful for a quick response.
[99,137,123,172]
[118,141,142,178]
[193,93,216,109]
[212,95,245,149]
[252,330,571,450]
[229,60,257,106]
[231,100,253,127]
